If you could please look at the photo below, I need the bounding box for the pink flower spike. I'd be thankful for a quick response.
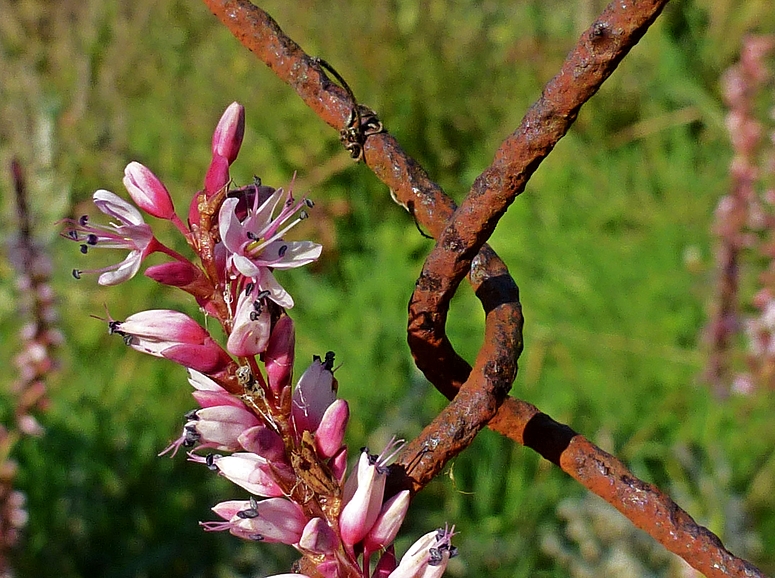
[291,353,338,435]
[123,161,176,220]
[298,517,339,555]
[315,399,349,459]
[62,189,156,285]
[363,490,411,555]
[211,102,245,164]
[227,283,272,356]
[387,526,457,578]
[264,314,295,396]
[211,452,285,497]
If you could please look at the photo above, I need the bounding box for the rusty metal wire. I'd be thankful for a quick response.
[202,1,766,576]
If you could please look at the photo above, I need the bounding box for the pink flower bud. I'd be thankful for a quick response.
[264,315,295,395]
[204,153,230,195]
[314,399,349,459]
[329,446,348,484]
[227,284,272,357]
[145,261,201,287]
[298,517,338,554]
[194,405,261,449]
[210,453,285,497]
[238,425,288,463]
[115,310,209,351]
[387,526,457,578]
[292,354,337,434]
[123,162,176,220]
[161,341,232,374]
[363,490,411,554]
[339,450,387,547]
[211,102,245,164]
[206,497,307,544]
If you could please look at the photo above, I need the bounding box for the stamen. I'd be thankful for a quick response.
[72,269,82,279]
[256,290,270,300]
[108,321,122,335]
[323,351,336,370]
[236,507,259,519]
[184,409,199,420]
[248,534,265,542]
[278,245,288,258]
[67,230,79,240]
[249,310,260,321]
[299,210,308,220]
[79,215,89,226]
[305,198,314,208]
[80,245,88,254]
[122,334,135,346]
[245,282,255,296]
[86,234,98,245]
[205,453,220,471]
[247,232,258,241]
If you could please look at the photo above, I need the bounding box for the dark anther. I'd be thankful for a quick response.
[323,351,336,370]
[256,290,270,301]
[312,354,322,363]
[253,175,262,186]
[299,210,308,220]
[79,244,88,254]
[122,334,135,346]
[428,548,443,566]
[248,534,265,542]
[249,310,260,321]
[360,446,369,454]
[183,428,200,448]
[448,546,459,559]
[184,409,199,421]
[67,229,79,240]
[237,507,259,519]
[305,199,315,208]
[78,215,89,226]
[86,234,98,245]
[247,232,258,241]
[108,320,122,335]
[245,282,255,295]
[72,269,82,279]
[278,245,288,258]
[205,453,220,471]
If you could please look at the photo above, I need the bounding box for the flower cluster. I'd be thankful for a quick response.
[63,103,456,577]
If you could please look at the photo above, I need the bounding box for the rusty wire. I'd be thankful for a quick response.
[202,1,766,576]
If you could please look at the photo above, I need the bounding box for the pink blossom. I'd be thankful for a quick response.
[363,490,411,555]
[122,161,176,220]
[63,190,157,285]
[340,439,405,548]
[314,399,349,459]
[111,309,232,373]
[227,283,273,356]
[161,404,262,457]
[388,526,457,578]
[292,354,338,435]
[207,452,285,497]
[298,517,339,555]
[205,102,245,195]
[264,314,295,395]
[219,185,322,308]
[202,497,307,544]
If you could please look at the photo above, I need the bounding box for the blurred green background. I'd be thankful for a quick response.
[1,0,775,576]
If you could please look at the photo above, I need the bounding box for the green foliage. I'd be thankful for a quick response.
[1,0,775,576]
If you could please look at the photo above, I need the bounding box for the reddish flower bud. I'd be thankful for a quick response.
[123,162,176,220]
[314,399,349,459]
[292,354,337,434]
[238,425,288,463]
[363,490,411,555]
[264,315,295,395]
[298,517,338,554]
[211,102,245,164]
[145,261,200,287]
